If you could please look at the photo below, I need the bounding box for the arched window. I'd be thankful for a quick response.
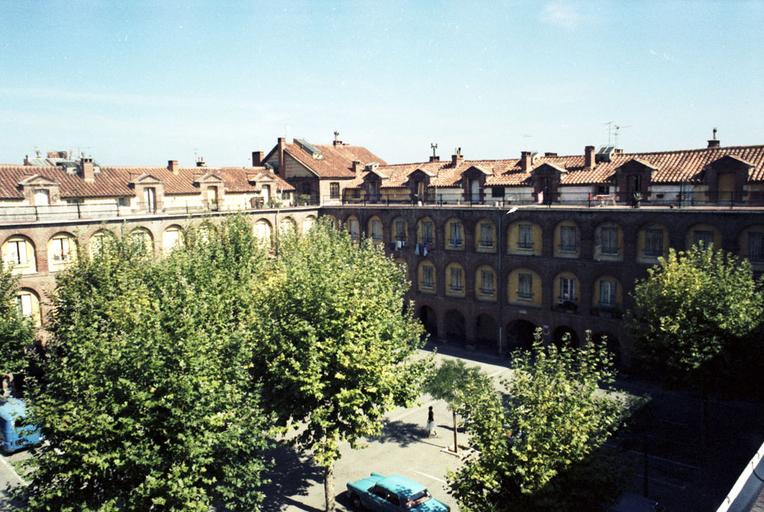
[368,216,383,243]
[346,216,361,241]
[302,215,317,233]
[391,217,408,245]
[254,219,273,246]
[162,225,183,254]
[416,217,436,247]
[16,288,41,327]
[445,218,465,250]
[2,235,36,274]
[279,217,297,236]
[507,221,542,256]
[594,223,623,261]
[475,219,496,253]
[638,224,669,263]
[130,228,154,256]
[48,232,78,271]
[739,225,764,267]
[593,275,622,310]
[686,224,721,250]
[554,221,580,258]
[89,230,115,258]
[417,261,437,293]
[445,262,466,298]
[553,272,580,309]
[475,265,497,301]
[507,268,542,306]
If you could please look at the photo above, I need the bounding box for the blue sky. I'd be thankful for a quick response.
[0,0,762,166]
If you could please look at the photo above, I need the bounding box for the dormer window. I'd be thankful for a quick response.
[144,187,157,213]
[34,189,50,206]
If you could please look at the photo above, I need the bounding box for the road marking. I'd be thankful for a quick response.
[411,470,447,484]
[0,454,27,486]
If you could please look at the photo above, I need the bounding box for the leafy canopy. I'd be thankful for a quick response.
[21,217,273,512]
[448,332,629,512]
[0,265,34,377]
[252,219,430,468]
[630,244,764,384]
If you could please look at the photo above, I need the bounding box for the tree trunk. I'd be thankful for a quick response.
[452,409,458,454]
[324,463,335,512]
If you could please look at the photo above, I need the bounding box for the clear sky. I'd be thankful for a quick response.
[1,0,762,166]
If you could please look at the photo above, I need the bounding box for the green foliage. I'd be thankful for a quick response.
[252,218,430,468]
[0,265,34,377]
[630,244,764,386]
[425,359,489,411]
[21,217,273,512]
[448,331,629,512]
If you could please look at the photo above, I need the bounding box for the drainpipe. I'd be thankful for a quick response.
[498,207,518,355]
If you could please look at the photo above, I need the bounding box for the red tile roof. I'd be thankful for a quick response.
[0,164,293,200]
[284,142,386,178]
[345,145,764,188]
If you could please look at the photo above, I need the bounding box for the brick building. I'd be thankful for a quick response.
[2,135,764,365]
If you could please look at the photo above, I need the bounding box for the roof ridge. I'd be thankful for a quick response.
[619,144,764,157]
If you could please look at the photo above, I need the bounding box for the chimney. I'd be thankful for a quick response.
[352,160,362,176]
[333,131,343,146]
[196,157,207,168]
[80,157,95,183]
[544,152,558,157]
[520,151,533,172]
[23,155,30,166]
[429,155,440,162]
[277,137,286,174]
[252,151,264,166]
[707,127,720,148]
[167,160,179,175]
[585,145,596,170]
[451,147,464,167]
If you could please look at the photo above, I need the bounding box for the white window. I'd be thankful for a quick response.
[51,236,72,263]
[16,293,33,317]
[144,187,157,213]
[370,220,383,241]
[450,266,463,291]
[255,220,272,244]
[518,224,533,249]
[5,239,29,266]
[600,227,619,255]
[34,189,50,206]
[645,229,664,257]
[560,226,577,252]
[349,219,360,241]
[163,228,181,253]
[599,280,616,306]
[560,277,576,302]
[518,272,533,299]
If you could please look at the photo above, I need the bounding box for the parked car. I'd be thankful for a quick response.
[346,472,450,511]
[0,398,43,454]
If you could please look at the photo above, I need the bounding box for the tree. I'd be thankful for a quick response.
[448,332,629,512]
[0,266,34,388]
[252,219,430,512]
[424,359,493,453]
[630,244,764,388]
[21,217,274,511]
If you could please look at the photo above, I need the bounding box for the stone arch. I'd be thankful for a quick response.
[637,222,670,263]
[390,216,408,243]
[302,215,317,233]
[506,319,537,350]
[279,216,297,236]
[507,220,543,256]
[162,224,184,254]
[475,314,498,350]
[475,264,497,301]
[444,309,466,343]
[685,223,722,250]
[254,218,273,247]
[417,260,437,294]
[1,234,37,274]
[367,215,384,243]
[553,219,581,258]
[89,229,116,258]
[593,221,624,261]
[445,262,466,297]
[416,216,436,246]
[444,217,465,250]
[129,227,154,256]
[418,305,438,339]
[47,231,78,271]
[346,215,361,241]
[553,325,579,347]
[16,287,42,327]
[507,267,542,306]
[475,218,497,252]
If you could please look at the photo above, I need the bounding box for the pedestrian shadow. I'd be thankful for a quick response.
[259,442,323,512]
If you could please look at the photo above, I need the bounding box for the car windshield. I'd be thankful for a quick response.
[405,489,431,508]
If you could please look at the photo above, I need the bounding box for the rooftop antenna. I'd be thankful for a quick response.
[334,130,340,142]
[430,143,438,158]
[712,127,718,140]
[33,146,40,158]
[604,121,614,146]
[614,124,631,149]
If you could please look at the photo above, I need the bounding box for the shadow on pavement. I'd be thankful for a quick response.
[260,442,323,512]
[424,341,509,368]
[370,420,446,451]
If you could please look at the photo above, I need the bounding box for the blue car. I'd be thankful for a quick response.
[346,472,450,511]
[0,398,43,454]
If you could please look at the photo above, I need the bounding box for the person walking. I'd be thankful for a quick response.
[426,406,437,437]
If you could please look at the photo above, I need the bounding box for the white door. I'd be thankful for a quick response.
[470,179,480,202]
